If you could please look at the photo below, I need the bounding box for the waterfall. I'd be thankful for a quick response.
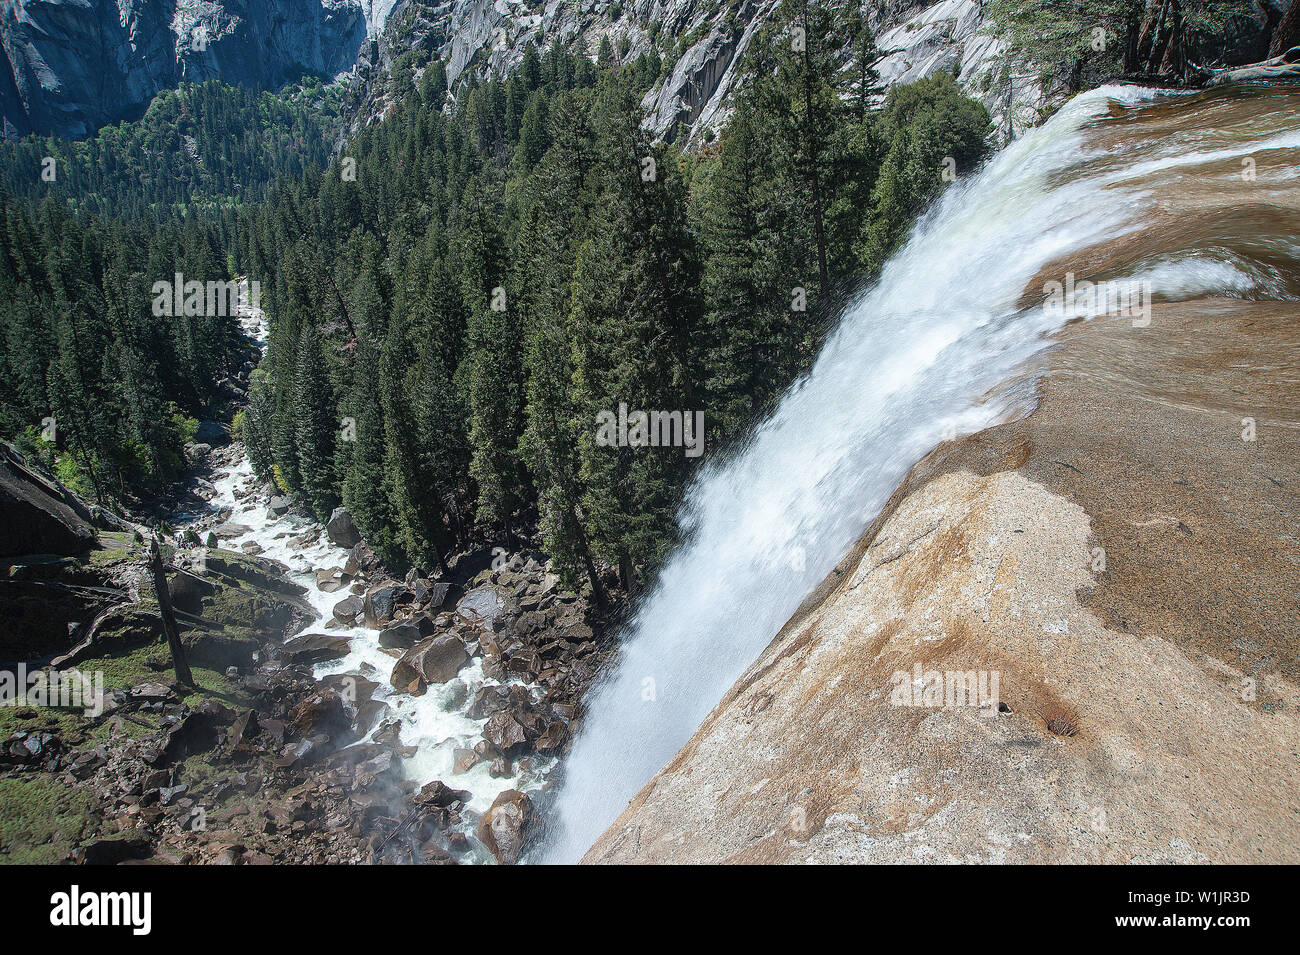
[541,82,1300,863]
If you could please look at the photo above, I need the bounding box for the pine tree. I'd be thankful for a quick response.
[293,322,339,520]
[742,0,865,291]
[379,306,454,573]
[569,78,704,591]
[695,102,803,444]
[341,275,401,560]
[514,194,607,604]
[856,74,992,272]
[455,176,525,536]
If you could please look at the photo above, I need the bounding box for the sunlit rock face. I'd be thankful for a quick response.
[0,0,1057,144]
[358,0,1051,146]
[0,0,394,138]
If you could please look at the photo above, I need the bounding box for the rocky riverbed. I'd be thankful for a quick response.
[171,437,618,863]
[1,305,619,866]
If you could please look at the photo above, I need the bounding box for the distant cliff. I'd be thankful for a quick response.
[5,0,1282,145]
[1,0,397,138]
[350,0,1057,146]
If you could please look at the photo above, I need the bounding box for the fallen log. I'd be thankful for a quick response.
[1197,46,1300,86]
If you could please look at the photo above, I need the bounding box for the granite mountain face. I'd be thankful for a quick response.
[1,0,398,138]
[3,0,1067,143]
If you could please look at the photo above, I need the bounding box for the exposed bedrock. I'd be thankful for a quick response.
[586,298,1300,864]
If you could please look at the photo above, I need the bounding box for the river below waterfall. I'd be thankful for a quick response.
[180,301,555,863]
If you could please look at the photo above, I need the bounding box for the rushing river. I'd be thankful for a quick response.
[192,301,553,862]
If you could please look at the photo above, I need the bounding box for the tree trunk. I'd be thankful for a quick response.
[569,504,608,610]
[1158,0,1185,76]
[1123,13,1142,73]
[1136,0,1165,66]
[1271,0,1300,57]
[1141,0,1175,73]
[150,536,194,687]
[618,554,634,597]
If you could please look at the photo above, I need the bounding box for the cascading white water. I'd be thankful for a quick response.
[542,83,1299,863]
[195,294,555,864]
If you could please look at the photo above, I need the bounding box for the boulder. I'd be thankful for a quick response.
[534,720,568,754]
[456,585,503,626]
[425,581,452,609]
[476,789,539,865]
[266,495,291,517]
[130,682,178,704]
[279,632,351,666]
[353,699,389,735]
[452,748,479,774]
[168,568,216,615]
[389,635,468,692]
[467,685,515,720]
[72,838,153,866]
[482,711,531,757]
[289,529,319,548]
[0,442,97,559]
[414,780,471,809]
[290,690,353,739]
[362,583,408,628]
[377,620,423,650]
[319,672,379,706]
[343,541,379,578]
[326,507,361,548]
[181,630,258,671]
[331,594,363,625]
[315,567,348,593]
[226,709,260,750]
[211,522,253,540]
[159,710,221,764]
[1,730,63,765]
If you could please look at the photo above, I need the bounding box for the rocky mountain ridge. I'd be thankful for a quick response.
[6,0,1288,149]
[353,0,1054,144]
[4,0,1051,145]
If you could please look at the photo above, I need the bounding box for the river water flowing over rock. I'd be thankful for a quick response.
[185,303,554,862]
[542,82,1300,863]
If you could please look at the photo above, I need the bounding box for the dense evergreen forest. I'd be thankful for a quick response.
[0,0,992,599]
[0,79,340,222]
[0,203,240,497]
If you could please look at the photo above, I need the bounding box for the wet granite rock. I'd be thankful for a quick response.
[389,635,468,692]
[476,789,539,865]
